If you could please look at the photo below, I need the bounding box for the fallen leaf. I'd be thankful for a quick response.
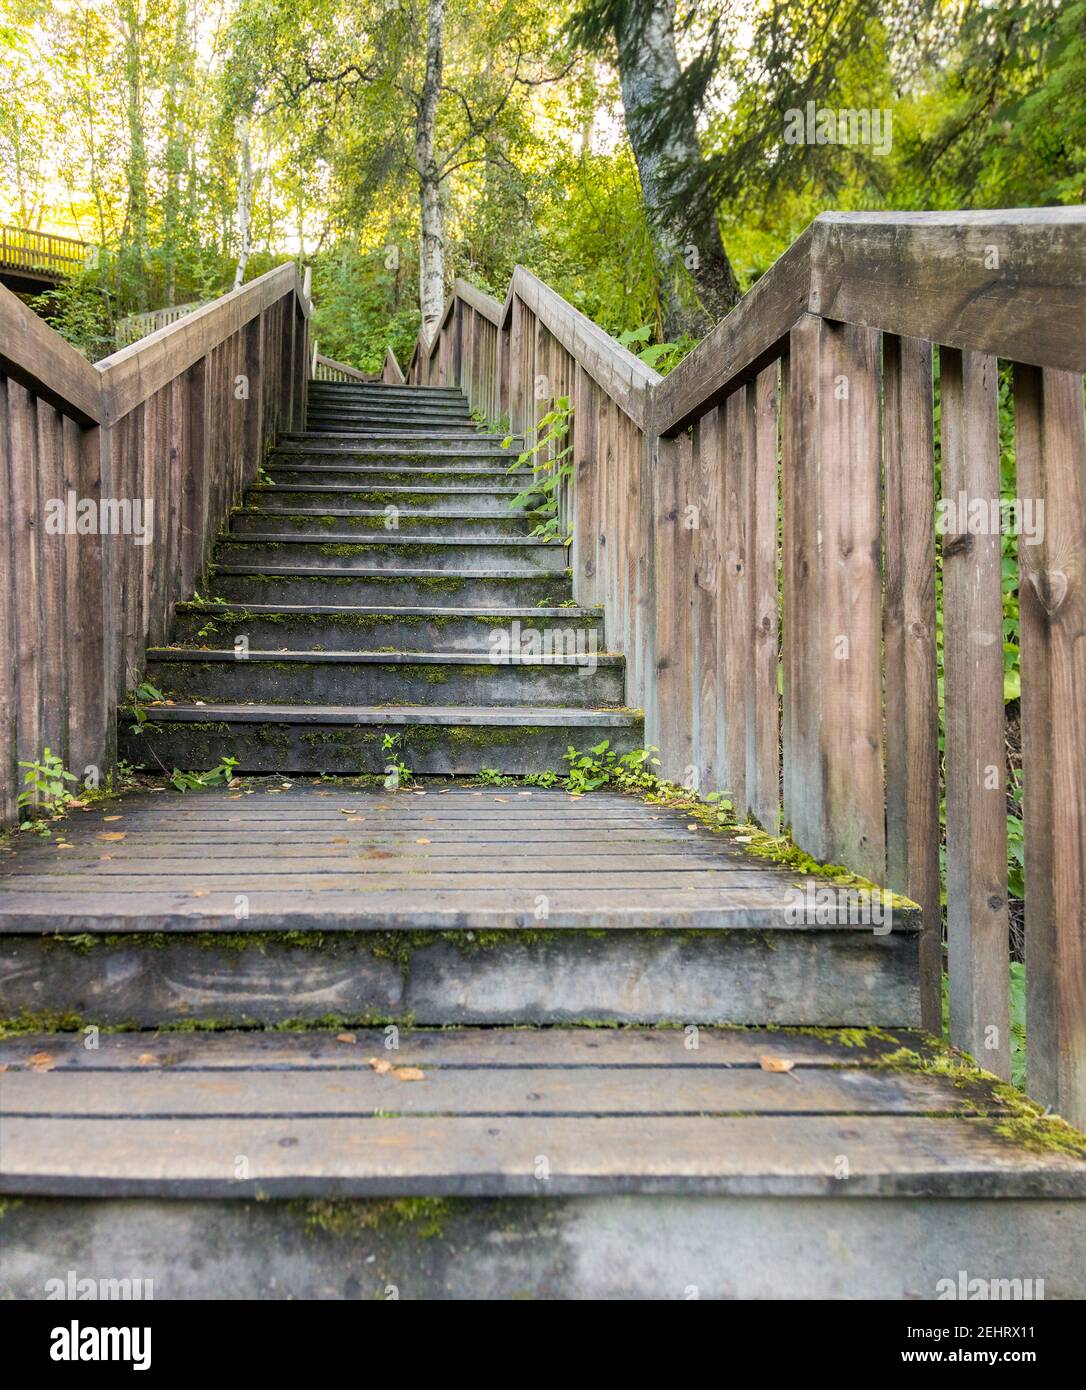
[99,854,114,861]
[367,1056,393,1074]
[103,815,123,822]
[493,796,509,803]
[98,832,127,842]
[415,837,431,845]
[137,1053,158,1066]
[0,1063,8,1072]
[192,889,208,897]
[336,1032,357,1045]
[394,1066,425,1081]
[760,1055,796,1074]
[687,823,698,831]
[28,1052,56,1072]
[55,842,74,849]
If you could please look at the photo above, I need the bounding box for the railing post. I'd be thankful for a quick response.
[783,313,885,882]
[1014,363,1086,1126]
[884,334,942,1031]
[941,347,1011,1079]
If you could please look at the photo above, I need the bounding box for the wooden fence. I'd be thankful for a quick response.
[0,225,92,281]
[311,344,407,384]
[0,261,310,823]
[408,208,1086,1128]
[115,301,204,349]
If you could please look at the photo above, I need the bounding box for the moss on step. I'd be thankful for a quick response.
[292,1198,452,1240]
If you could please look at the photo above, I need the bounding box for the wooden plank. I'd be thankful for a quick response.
[34,398,67,766]
[572,366,599,605]
[883,335,941,1030]
[691,406,721,791]
[0,283,102,425]
[0,1064,1010,1119]
[783,314,884,880]
[746,364,780,830]
[0,1025,938,1070]
[650,430,695,781]
[940,348,1010,1079]
[3,1115,1082,1199]
[8,382,43,788]
[813,208,1086,375]
[1014,363,1086,1128]
[720,389,748,805]
[0,379,16,823]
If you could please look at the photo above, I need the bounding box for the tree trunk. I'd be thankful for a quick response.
[233,111,253,292]
[119,0,149,311]
[162,0,190,306]
[614,0,739,338]
[416,0,446,344]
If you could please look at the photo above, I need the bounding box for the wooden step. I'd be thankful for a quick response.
[117,705,640,775]
[268,463,517,487]
[248,483,526,515]
[231,508,533,539]
[142,647,626,707]
[0,785,916,1025]
[208,566,574,608]
[278,432,517,453]
[214,535,569,574]
[171,603,604,653]
[2,1025,1082,1299]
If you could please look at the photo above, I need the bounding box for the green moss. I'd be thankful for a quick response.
[294,1197,453,1240]
[871,1036,1086,1159]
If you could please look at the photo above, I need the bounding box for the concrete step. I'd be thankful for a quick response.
[248,483,526,515]
[277,433,519,454]
[213,535,569,574]
[171,603,604,653]
[143,647,626,707]
[116,706,642,775]
[268,463,517,487]
[308,385,466,403]
[0,785,917,1027]
[230,508,533,539]
[3,1026,1080,1300]
[208,566,575,608]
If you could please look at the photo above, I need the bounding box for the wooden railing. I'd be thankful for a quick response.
[0,261,310,821]
[311,343,407,384]
[0,225,93,280]
[115,301,205,348]
[408,208,1086,1128]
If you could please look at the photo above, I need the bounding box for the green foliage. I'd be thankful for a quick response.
[508,396,574,543]
[562,741,659,794]
[17,748,78,814]
[168,756,240,792]
[381,733,413,790]
[128,681,166,734]
[616,324,695,375]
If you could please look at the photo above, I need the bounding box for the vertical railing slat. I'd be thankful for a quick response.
[883,334,942,1030]
[941,347,1010,1078]
[1014,363,1086,1126]
[746,363,780,832]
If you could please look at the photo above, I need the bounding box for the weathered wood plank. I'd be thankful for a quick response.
[0,1025,938,1070]
[3,1114,1081,1198]
[883,334,942,1030]
[691,406,721,791]
[1014,363,1086,1128]
[720,388,748,806]
[650,430,696,781]
[746,364,780,831]
[940,348,1010,1080]
[0,1064,1009,1119]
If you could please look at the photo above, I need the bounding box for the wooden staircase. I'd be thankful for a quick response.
[118,380,642,774]
[2,216,1086,1300]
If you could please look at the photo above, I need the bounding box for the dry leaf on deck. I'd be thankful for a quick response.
[367,1056,393,1074]
[28,1052,56,1072]
[394,1066,425,1081]
[98,832,127,842]
[759,1055,796,1074]
[336,1032,357,1045]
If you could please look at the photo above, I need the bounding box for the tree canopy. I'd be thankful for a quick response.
[1,0,1081,362]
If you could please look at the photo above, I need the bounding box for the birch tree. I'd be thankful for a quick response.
[415,0,446,342]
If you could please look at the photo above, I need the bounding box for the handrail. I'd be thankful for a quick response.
[0,263,310,834]
[407,206,1086,1130]
[313,352,374,382]
[0,224,92,278]
[656,208,1086,437]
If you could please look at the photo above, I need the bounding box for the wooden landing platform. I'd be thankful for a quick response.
[0,783,914,932]
[2,1027,1083,1199]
